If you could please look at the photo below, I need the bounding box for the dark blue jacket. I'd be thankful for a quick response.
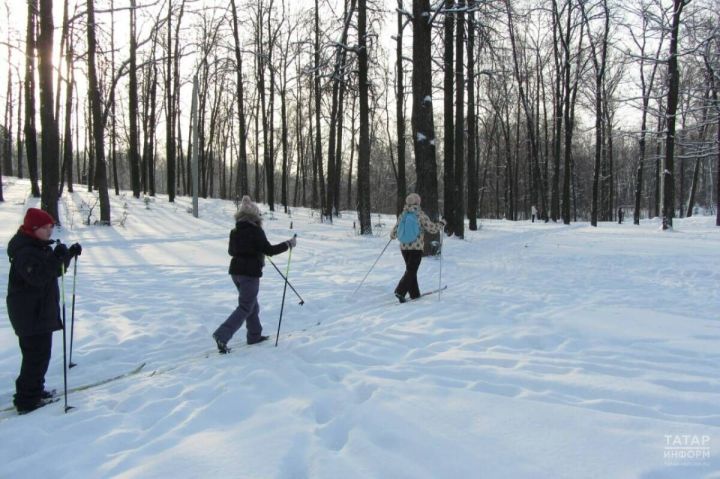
[6,231,68,337]
[228,221,289,277]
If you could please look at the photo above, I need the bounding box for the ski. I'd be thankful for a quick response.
[0,396,61,416]
[1,362,148,413]
[67,362,147,394]
[404,285,448,302]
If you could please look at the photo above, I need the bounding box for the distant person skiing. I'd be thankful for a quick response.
[212,196,296,354]
[618,207,624,224]
[390,193,445,303]
[6,208,82,414]
[531,205,537,223]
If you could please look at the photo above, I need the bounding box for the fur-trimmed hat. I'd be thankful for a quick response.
[405,193,421,206]
[235,195,260,219]
[21,208,55,235]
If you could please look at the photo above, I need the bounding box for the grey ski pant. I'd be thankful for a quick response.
[213,275,263,343]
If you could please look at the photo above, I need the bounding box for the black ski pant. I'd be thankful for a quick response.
[14,332,52,408]
[395,250,423,299]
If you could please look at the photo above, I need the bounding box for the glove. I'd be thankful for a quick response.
[53,243,69,259]
[287,236,297,248]
[68,243,82,258]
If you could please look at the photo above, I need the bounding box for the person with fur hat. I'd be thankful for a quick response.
[390,193,444,302]
[212,196,297,353]
[6,208,82,414]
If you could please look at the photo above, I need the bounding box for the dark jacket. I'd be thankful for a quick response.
[228,221,289,277]
[6,231,68,337]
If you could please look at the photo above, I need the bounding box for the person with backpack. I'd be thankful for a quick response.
[6,208,82,414]
[390,193,445,303]
[212,196,296,354]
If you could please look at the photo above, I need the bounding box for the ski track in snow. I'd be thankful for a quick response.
[1,178,719,478]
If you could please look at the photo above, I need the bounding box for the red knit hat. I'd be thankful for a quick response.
[21,208,55,235]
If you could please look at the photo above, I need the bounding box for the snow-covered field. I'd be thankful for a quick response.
[1,177,719,479]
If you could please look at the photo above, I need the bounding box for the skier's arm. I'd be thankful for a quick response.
[254,229,290,256]
[419,212,442,234]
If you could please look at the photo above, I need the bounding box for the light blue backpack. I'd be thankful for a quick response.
[397,211,421,244]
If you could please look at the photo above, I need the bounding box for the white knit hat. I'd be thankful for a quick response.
[239,195,261,217]
[405,193,421,206]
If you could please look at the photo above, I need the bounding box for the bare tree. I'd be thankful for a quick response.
[230,0,249,199]
[3,15,12,178]
[443,0,454,231]
[627,0,666,225]
[454,0,465,238]
[61,19,75,194]
[412,0,440,239]
[467,0,478,230]
[129,0,141,198]
[86,0,111,223]
[506,0,546,221]
[580,0,610,227]
[16,67,23,180]
[357,0,371,233]
[313,0,326,211]
[166,0,186,202]
[395,0,407,216]
[24,0,40,197]
[325,0,357,219]
[38,0,60,220]
[661,0,688,230]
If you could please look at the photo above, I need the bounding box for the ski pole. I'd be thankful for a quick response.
[266,256,304,305]
[275,235,296,347]
[60,262,73,413]
[69,256,78,368]
[352,237,393,296]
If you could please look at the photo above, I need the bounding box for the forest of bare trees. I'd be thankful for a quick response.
[0,0,718,233]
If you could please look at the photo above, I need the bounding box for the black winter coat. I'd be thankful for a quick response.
[228,221,289,277]
[6,231,68,337]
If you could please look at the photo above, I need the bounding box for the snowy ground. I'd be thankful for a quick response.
[1,177,719,479]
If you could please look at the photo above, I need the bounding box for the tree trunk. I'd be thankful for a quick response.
[230,0,249,199]
[506,0,546,222]
[347,93,357,210]
[357,0,371,234]
[16,68,24,179]
[326,0,356,218]
[129,0,141,198]
[149,53,158,196]
[165,0,175,202]
[38,0,59,221]
[633,13,664,225]
[443,0,454,232]
[580,0,609,227]
[86,0,110,223]
[395,0,406,217]
[662,0,685,230]
[173,1,186,197]
[550,0,564,222]
[109,0,118,196]
[3,28,13,177]
[314,0,326,211]
[62,28,74,193]
[467,1,478,230]
[25,0,40,198]
[454,1,465,238]
[412,0,440,252]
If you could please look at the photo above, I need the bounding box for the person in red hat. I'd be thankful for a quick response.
[6,208,82,414]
